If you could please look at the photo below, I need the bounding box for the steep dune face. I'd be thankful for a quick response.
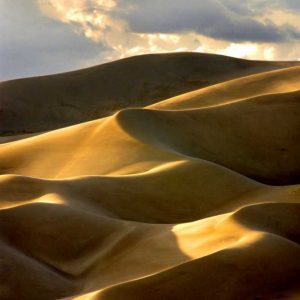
[150,66,300,110]
[1,52,299,135]
[120,92,300,184]
[0,54,300,299]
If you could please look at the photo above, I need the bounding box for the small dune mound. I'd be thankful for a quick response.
[94,233,300,300]
[77,203,300,300]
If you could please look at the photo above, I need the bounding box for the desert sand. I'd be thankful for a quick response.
[1,52,300,135]
[0,53,299,299]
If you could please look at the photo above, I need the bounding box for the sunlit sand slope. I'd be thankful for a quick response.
[150,66,300,109]
[1,53,299,134]
[0,87,299,183]
[0,55,299,299]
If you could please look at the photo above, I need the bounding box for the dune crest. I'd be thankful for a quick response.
[0,53,300,299]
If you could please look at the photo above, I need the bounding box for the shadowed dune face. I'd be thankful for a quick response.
[0,240,80,300]
[118,91,300,184]
[0,202,190,299]
[95,234,300,300]
[0,54,300,299]
[150,66,300,110]
[1,84,298,184]
[77,203,300,300]
[232,203,300,244]
[1,52,299,135]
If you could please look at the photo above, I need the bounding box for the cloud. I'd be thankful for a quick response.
[36,0,300,62]
[1,0,300,80]
[37,0,120,42]
[122,0,300,43]
[217,43,259,58]
[35,0,300,64]
[0,0,103,80]
[37,0,205,59]
[252,0,300,12]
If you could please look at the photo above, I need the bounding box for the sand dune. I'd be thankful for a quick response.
[1,87,299,183]
[90,228,300,300]
[0,53,300,299]
[150,66,300,110]
[1,52,299,135]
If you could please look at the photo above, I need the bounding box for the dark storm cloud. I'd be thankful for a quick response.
[283,0,300,10]
[242,0,300,13]
[0,0,103,80]
[259,0,300,11]
[118,0,300,43]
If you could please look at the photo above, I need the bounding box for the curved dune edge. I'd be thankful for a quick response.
[149,66,300,110]
[76,232,300,300]
[0,83,299,184]
[0,57,300,299]
[72,203,300,300]
[1,200,300,299]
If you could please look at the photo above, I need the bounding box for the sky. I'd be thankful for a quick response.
[1,0,300,80]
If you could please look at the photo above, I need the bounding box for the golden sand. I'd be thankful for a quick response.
[0,53,299,299]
